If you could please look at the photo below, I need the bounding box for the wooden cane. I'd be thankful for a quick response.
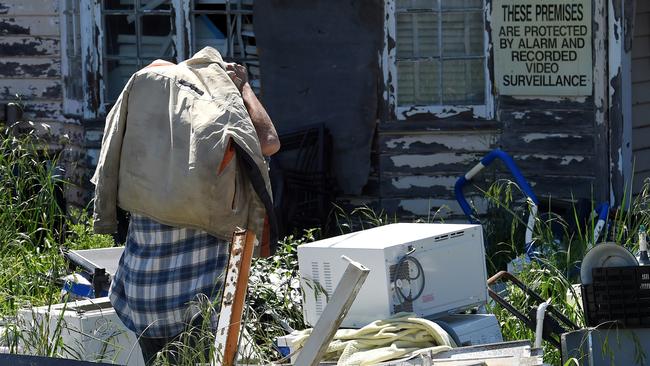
[212,229,256,366]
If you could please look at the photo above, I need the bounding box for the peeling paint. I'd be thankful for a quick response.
[0,60,59,77]
[512,111,529,119]
[390,153,477,169]
[384,133,496,152]
[515,154,586,166]
[391,175,457,190]
[509,95,589,104]
[522,133,573,143]
[0,36,59,56]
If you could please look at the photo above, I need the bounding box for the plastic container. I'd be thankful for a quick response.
[582,266,650,327]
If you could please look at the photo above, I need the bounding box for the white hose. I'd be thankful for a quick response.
[534,299,551,349]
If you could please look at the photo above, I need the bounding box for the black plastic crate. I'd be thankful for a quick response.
[582,266,650,327]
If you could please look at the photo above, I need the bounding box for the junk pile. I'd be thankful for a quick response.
[289,223,546,365]
[454,148,650,366]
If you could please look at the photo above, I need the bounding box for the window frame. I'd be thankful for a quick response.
[383,0,494,120]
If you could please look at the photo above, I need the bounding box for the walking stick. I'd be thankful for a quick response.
[212,229,256,366]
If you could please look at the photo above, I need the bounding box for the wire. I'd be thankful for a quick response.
[393,249,426,303]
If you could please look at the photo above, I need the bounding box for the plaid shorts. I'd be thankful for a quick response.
[109,214,230,338]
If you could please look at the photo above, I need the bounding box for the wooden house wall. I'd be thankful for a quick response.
[632,1,650,193]
[0,0,86,205]
[377,0,609,220]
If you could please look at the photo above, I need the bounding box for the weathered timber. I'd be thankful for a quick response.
[0,0,59,16]
[379,119,501,132]
[0,15,59,36]
[0,78,62,100]
[498,109,595,129]
[380,197,488,220]
[633,103,650,128]
[378,133,498,155]
[500,131,594,155]
[0,58,60,77]
[632,35,650,59]
[380,152,484,174]
[0,36,59,56]
[499,95,594,110]
[380,174,490,198]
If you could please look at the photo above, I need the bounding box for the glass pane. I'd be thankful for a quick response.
[105,15,136,56]
[398,60,440,105]
[396,13,438,58]
[106,59,138,101]
[140,0,171,11]
[141,15,175,58]
[193,14,228,55]
[442,59,484,104]
[104,0,134,10]
[442,12,483,56]
[396,0,437,10]
[442,0,482,9]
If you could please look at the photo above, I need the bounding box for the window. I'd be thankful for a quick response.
[387,0,493,119]
[189,0,260,91]
[102,0,176,102]
[78,0,259,112]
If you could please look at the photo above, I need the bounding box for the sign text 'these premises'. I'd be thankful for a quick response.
[493,0,592,96]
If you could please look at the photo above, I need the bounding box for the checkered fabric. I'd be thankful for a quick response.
[109,213,230,338]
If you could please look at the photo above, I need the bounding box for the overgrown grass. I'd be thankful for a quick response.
[3,123,650,365]
[0,127,115,359]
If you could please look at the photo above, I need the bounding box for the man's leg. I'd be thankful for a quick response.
[138,336,174,366]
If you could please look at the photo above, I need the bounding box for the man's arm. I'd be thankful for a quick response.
[227,63,280,156]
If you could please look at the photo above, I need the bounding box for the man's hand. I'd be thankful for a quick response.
[226,63,280,156]
[226,63,249,92]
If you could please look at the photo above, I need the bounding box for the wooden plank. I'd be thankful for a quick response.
[499,109,595,130]
[633,102,650,128]
[0,57,60,77]
[294,256,370,366]
[632,80,650,105]
[632,170,650,195]
[0,0,59,16]
[635,12,650,36]
[499,95,593,111]
[380,152,485,175]
[381,174,466,198]
[632,58,650,83]
[632,35,650,59]
[213,230,256,366]
[500,131,594,155]
[638,1,650,13]
[633,126,650,153]
[525,175,597,201]
[381,197,488,220]
[380,152,594,177]
[380,173,596,202]
[15,101,67,121]
[633,148,650,172]
[0,36,59,56]
[0,15,59,36]
[379,119,501,133]
[378,133,497,155]
[0,78,61,100]
[511,153,595,177]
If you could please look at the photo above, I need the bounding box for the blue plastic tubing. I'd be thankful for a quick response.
[455,149,540,223]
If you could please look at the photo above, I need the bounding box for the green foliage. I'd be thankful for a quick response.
[243,231,315,362]
[0,129,114,317]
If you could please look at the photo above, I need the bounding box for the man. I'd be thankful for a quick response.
[91,47,279,365]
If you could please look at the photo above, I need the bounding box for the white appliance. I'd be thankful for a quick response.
[18,297,145,366]
[298,223,488,328]
[434,314,503,347]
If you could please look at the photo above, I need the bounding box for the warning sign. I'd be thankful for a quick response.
[492,0,592,96]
